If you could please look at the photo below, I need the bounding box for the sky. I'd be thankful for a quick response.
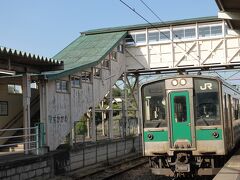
[0,0,218,58]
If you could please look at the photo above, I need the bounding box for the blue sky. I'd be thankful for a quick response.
[0,0,218,58]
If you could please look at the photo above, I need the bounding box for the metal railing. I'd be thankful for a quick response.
[72,116,138,144]
[0,123,45,155]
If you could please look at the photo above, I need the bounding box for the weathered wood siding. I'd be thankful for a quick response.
[45,46,126,150]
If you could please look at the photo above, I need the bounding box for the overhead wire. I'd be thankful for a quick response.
[119,0,200,64]
[120,0,235,82]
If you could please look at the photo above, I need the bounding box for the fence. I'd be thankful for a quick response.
[0,123,45,155]
[72,115,139,144]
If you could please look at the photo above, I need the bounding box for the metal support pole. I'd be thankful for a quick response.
[122,73,128,138]
[36,126,39,155]
[101,101,105,136]
[109,61,113,139]
[22,73,31,154]
[136,75,142,135]
[39,80,49,148]
[92,68,96,141]
[69,75,74,146]
[86,116,90,138]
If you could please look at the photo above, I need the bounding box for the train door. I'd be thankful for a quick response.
[169,91,192,148]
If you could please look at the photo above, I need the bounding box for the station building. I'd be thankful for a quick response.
[1,16,240,152]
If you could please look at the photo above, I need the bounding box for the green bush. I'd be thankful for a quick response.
[75,120,87,135]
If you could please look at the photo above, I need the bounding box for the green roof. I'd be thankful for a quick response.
[45,31,127,79]
[82,16,219,35]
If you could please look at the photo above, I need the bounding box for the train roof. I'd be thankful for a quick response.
[140,74,240,93]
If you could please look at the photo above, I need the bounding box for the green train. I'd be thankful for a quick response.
[141,75,240,177]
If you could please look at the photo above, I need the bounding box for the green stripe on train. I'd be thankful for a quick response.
[196,128,223,140]
[144,130,168,142]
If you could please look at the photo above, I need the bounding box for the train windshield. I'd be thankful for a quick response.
[194,78,220,125]
[142,81,167,128]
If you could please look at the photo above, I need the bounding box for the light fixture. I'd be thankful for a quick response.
[171,79,178,86]
[180,79,187,86]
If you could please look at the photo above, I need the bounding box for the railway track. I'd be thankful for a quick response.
[71,156,148,180]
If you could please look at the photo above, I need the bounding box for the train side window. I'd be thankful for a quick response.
[233,98,239,120]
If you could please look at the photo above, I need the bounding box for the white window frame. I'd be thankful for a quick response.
[172,26,196,41]
[127,31,147,46]
[93,67,102,79]
[8,84,23,94]
[117,44,124,53]
[109,51,117,61]
[81,71,92,83]
[148,30,160,43]
[71,76,81,88]
[56,80,69,93]
[198,23,223,39]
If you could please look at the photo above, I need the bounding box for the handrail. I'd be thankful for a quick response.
[0,95,40,137]
[0,126,40,155]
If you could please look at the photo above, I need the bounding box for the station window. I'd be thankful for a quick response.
[199,25,222,38]
[71,76,81,88]
[93,67,101,79]
[0,101,8,116]
[125,34,135,45]
[185,28,196,38]
[160,31,170,41]
[8,84,22,94]
[211,25,222,36]
[56,80,69,93]
[135,33,146,44]
[109,51,117,61]
[173,28,196,40]
[173,29,184,39]
[148,32,159,42]
[117,44,124,53]
[101,59,110,69]
[81,71,91,83]
[199,26,210,37]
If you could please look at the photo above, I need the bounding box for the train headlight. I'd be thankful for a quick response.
[212,131,219,138]
[147,133,154,140]
[171,79,178,86]
[180,79,187,86]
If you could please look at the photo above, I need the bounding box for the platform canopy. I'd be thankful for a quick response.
[216,0,240,30]
[0,46,64,76]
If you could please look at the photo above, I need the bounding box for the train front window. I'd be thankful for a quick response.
[194,78,220,125]
[142,81,166,128]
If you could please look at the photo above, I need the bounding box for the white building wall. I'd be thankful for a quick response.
[0,84,22,125]
[125,21,240,71]
[46,77,71,150]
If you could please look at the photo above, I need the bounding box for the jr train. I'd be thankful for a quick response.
[141,75,240,177]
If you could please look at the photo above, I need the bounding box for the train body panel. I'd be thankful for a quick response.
[141,75,240,177]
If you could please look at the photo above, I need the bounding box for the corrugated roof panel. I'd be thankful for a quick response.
[45,31,127,79]
[0,46,63,65]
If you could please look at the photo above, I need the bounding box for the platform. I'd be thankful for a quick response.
[213,148,240,180]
